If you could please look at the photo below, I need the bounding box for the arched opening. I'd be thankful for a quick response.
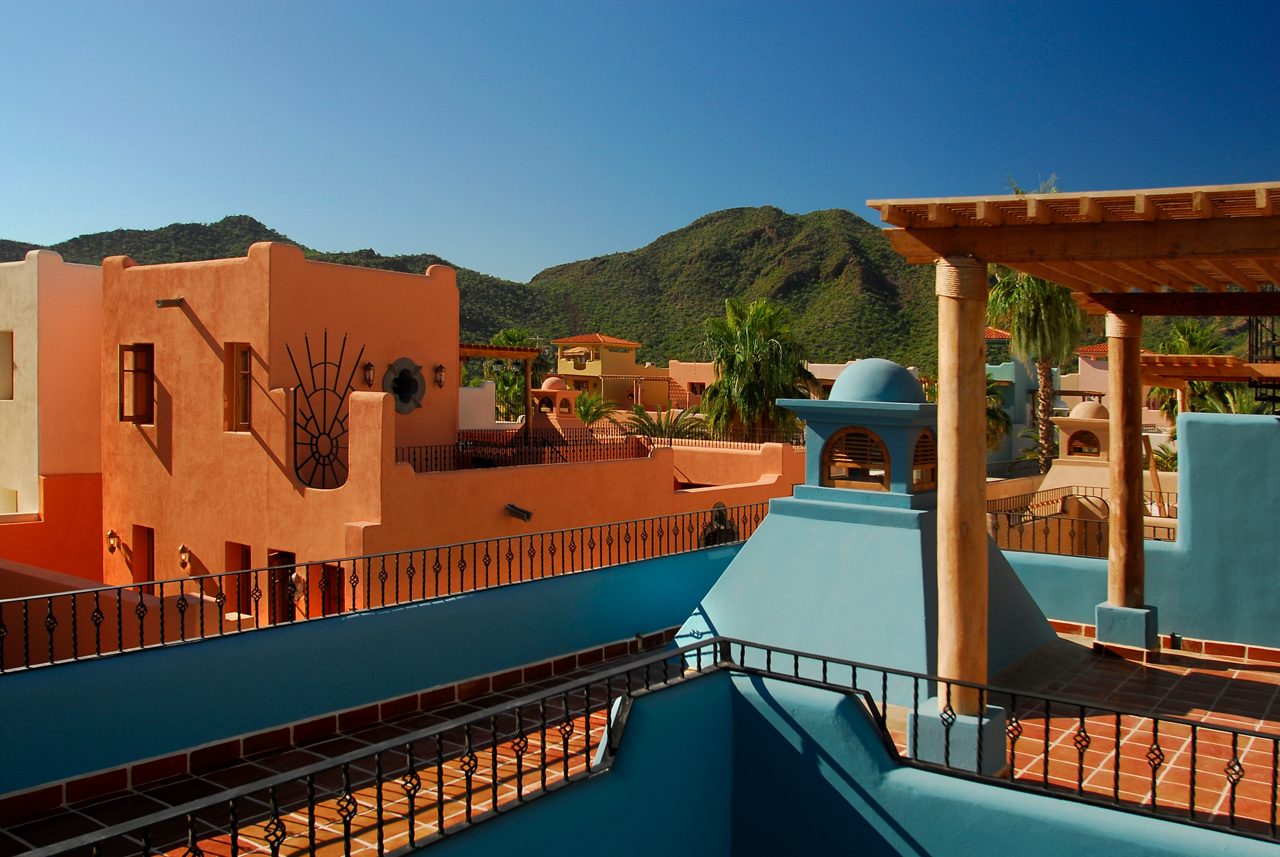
[558,399,571,414]
[1068,430,1101,457]
[911,429,937,492]
[821,427,890,491]
[538,397,554,413]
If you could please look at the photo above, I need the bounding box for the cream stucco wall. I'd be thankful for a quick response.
[0,251,103,514]
[0,252,43,513]
[458,381,499,429]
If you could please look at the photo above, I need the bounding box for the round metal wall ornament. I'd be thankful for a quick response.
[383,357,427,414]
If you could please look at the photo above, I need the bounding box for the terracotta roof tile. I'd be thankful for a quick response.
[551,333,643,348]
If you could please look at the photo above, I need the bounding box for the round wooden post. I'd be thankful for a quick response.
[1107,312,1145,607]
[935,257,989,715]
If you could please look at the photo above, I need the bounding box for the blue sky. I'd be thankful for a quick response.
[2,1,1277,281]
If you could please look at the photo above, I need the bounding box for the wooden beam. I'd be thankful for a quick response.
[1191,191,1216,219]
[1205,258,1261,291]
[1017,262,1105,294]
[927,203,956,227]
[1086,291,1280,316]
[880,204,913,228]
[1127,260,1198,292]
[1163,258,1224,292]
[1253,257,1280,286]
[1073,261,1150,293]
[1079,196,1105,223]
[1258,187,1276,217]
[975,200,1003,225]
[1133,194,1160,222]
[881,216,1280,266]
[1026,197,1055,224]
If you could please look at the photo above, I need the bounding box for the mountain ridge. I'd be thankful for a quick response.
[0,209,944,368]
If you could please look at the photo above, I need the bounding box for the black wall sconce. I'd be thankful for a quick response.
[106,529,118,554]
[504,503,533,523]
[434,364,446,388]
[178,544,191,569]
[363,362,375,388]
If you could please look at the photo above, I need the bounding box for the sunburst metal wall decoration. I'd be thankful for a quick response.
[287,331,366,489]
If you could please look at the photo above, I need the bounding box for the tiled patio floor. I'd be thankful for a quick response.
[0,658,644,857]
[5,634,1278,854]
[886,635,1280,837]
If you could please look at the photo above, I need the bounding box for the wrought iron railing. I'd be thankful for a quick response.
[23,638,1279,854]
[987,485,1179,517]
[986,459,1044,479]
[988,510,1110,557]
[391,437,650,475]
[0,503,767,674]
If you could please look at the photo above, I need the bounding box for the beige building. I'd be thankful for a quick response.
[0,251,102,514]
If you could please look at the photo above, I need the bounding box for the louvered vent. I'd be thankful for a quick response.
[912,430,937,491]
[1068,430,1101,457]
[822,427,889,491]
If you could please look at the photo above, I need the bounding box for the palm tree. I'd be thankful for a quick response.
[986,176,1084,474]
[614,404,708,440]
[701,297,817,437]
[1147,320,1225,421]
[986,376,1013,452]
[483,328,552,421]
[987,271,1083,474]
[573,391,617,427]
[1205,383,1267,415]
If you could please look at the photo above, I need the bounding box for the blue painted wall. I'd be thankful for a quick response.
[0,546,738,795]
[428,672,1266,856]
[1006,413,1280,649]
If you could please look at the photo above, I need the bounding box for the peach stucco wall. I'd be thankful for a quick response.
[357,437,804,557]
[37,252,103,476]
[99,245,451,586]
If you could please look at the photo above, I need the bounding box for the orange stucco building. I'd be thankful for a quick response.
[89,243,803,589]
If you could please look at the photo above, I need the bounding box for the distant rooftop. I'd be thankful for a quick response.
[552,333,642,348]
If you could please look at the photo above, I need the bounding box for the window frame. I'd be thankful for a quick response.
[224,342,253,432]
[0,330,13,400]
[118,343,155,424]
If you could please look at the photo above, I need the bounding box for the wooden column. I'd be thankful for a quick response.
[935,256,989,715]
[1107,312,1145,607]
[1177,384,1191,413]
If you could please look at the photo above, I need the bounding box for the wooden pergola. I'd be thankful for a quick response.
[866,181,1280,714]
[459,343,544,439]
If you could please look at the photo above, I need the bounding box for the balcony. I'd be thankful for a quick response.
[987,485,1178,557]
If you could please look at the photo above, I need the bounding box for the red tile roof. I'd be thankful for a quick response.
[1077,342,1110,356]
[985,326,1012,341]
[551,333,643,348]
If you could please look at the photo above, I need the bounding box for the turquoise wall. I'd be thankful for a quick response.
[0,545,738,795]
[429,676,735,857]
[429,672,1265,856]
[1006,413,1280,649]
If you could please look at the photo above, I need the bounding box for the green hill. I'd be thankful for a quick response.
[525,206,938,365]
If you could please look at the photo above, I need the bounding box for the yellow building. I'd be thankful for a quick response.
[550,333,680,410]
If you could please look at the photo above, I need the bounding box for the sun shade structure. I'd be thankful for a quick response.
[459,343,544,437]
[866,181,1280,711]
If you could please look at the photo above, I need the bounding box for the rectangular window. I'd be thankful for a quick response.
[688,382,706,395]
[119,344,155,424]
[0,331,13,400]
[224,342,252,431]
